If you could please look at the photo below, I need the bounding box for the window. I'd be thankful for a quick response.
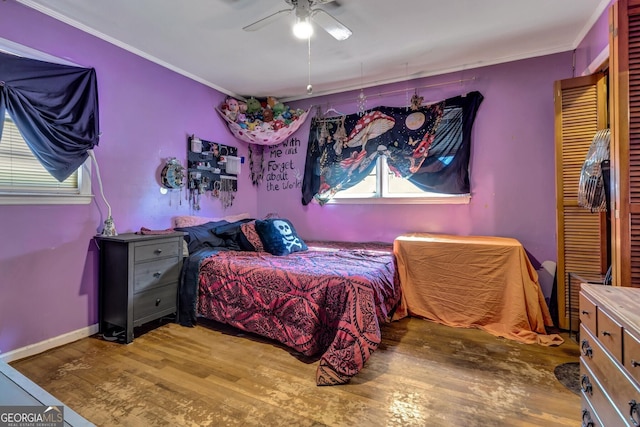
[0,113,91,205]
[0,40,93,205]
[331,106,472,205]
[331,156,470,204]
[303,93,483,206]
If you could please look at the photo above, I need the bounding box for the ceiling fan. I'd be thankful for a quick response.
[243,0,352,41]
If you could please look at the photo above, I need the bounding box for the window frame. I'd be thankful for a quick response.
[328,154,471,205]
[0,38,93,206]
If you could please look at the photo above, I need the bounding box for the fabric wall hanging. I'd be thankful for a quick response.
[0,51,100,182]
[301,91,484,205]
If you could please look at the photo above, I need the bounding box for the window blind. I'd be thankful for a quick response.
[0,114,78,192]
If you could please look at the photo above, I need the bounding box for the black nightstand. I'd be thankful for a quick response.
[96,232,185,343]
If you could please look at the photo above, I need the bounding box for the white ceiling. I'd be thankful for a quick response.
[17,0,608,101]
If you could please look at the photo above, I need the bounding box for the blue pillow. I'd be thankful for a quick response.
[254,218,308,256]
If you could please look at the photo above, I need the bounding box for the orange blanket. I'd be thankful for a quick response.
[393,233,563,346]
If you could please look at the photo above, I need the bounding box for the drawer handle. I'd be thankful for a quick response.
[155,298,161,306]
[153,272,162,278]
[154,249,163,254]
[581,409,594,427]
[580,374,593,396]
[630,400,640,426]
[601,330,611,337]
[580,339,593,358]
[632,360,640,368]
[581,310,590,315]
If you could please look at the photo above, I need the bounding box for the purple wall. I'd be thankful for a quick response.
[257,54,574,272]
[0,1,257,354]
[0,0,610,355]
[574,0,613,75]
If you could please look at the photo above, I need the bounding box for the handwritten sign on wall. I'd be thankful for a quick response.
[266,137,302,192]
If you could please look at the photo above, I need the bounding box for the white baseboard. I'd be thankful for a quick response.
[0,324,99,363]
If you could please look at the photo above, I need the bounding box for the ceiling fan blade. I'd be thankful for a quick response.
[311,0,339,6]
[243,8,293,32]
[311,9,352,40]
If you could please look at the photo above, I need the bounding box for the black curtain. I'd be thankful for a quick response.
[302,91,483,205]
[0,51,100,182]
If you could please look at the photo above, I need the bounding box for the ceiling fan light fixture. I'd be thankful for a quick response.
[293,17,314,39]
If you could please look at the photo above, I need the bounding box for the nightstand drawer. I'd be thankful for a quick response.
[135,238,181,262]
[133,284,177,324]
[134,257,181,293]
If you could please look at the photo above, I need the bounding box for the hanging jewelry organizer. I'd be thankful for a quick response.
[187,135,238,211]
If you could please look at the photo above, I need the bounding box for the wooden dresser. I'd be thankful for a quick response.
[96,232,185,343]
[579,284,640,426]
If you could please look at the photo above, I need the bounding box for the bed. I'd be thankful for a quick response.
[173,216,402,386]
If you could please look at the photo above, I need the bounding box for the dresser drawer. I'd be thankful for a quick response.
[597,307,623,363]
[581,325,640,426]
[134,257,181,293]
[580,291,597,335]
[133,284,177,324]
[134,238,181,262]
[580,360,629,427]
[581,395,605,427]
[625,329,640,386]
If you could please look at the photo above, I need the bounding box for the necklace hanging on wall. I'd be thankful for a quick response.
[249,144,265,186]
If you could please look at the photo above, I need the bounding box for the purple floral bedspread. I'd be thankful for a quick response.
[196,241,401,385]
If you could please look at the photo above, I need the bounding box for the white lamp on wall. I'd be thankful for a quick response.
[88,149,117,236]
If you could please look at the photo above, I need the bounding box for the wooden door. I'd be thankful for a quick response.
[554,74,608,330]
[610,0,640,288]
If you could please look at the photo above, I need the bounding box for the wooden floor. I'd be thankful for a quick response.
[10,318,580,427]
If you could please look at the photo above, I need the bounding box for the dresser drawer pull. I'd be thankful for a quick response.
[581,310,590,315]
[154,249,163,254]
[155,298,161,306]
[630,400,640,426]
[153,272,162,278]
[581,339,593,358]
[601,330,611,337]
[581,409,594,427]
[580,375,593,396]
[632,360,640,368]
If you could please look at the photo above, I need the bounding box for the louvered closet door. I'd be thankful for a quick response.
[611,0,640,288]
[554,74,607,330]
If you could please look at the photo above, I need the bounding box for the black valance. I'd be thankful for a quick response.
[0,51,100,182]
[302,91,483,205]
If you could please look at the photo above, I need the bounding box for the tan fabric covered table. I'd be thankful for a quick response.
[393,233,563,345]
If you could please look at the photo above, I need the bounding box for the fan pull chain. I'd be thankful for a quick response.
[307,36,313,95]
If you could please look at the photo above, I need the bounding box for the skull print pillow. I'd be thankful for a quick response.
[255,218,308,256]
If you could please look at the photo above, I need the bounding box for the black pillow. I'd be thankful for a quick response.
[213,219,255,251]
[175,221,227,253]
[254,218,308,256]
